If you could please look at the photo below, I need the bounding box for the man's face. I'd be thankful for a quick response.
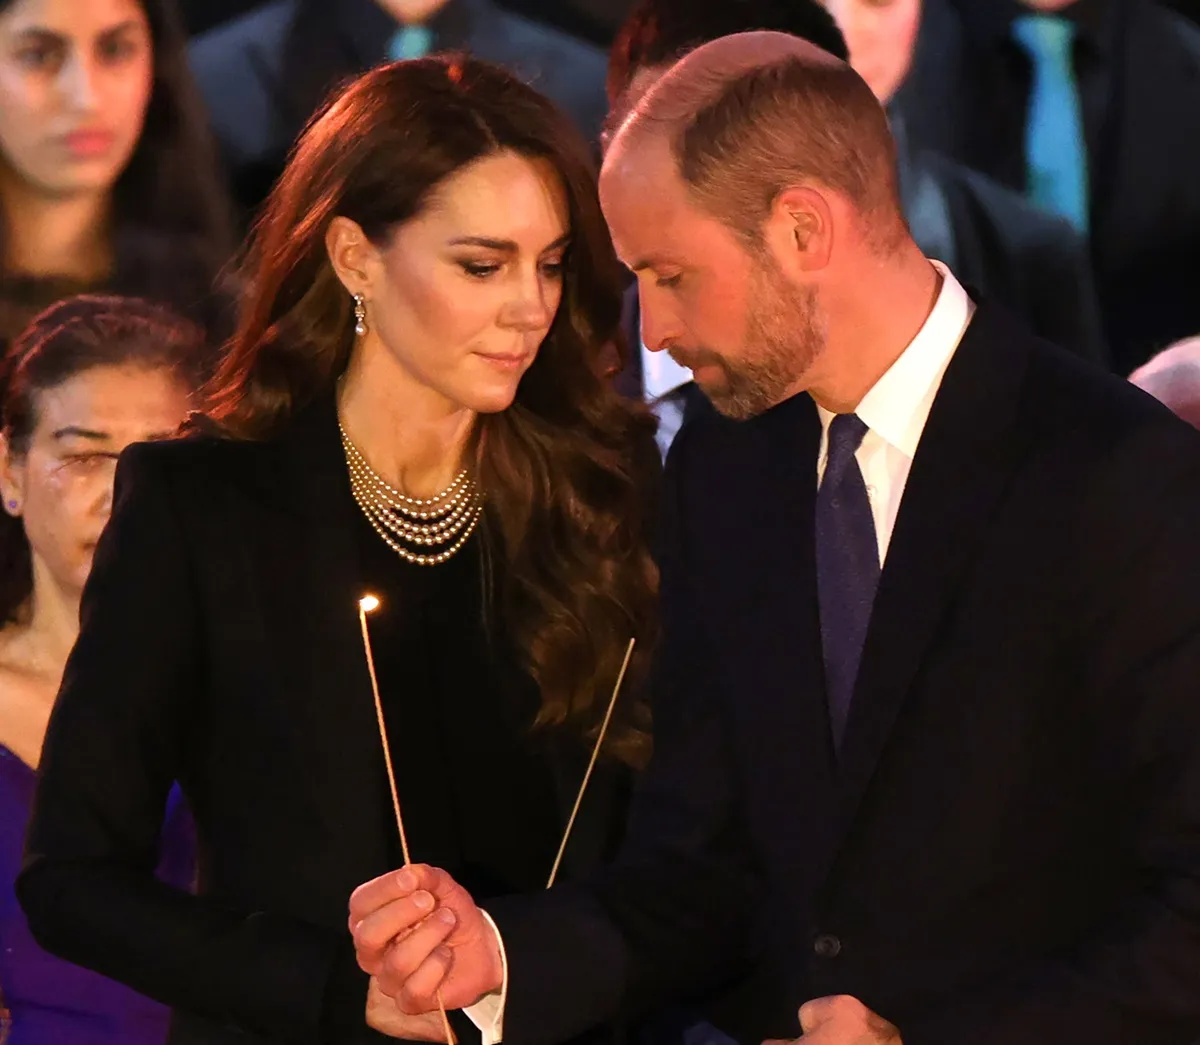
[599,133,827,420]
[821,0,923,105]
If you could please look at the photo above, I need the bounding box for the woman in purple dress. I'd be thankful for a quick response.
[0,295,204,1045]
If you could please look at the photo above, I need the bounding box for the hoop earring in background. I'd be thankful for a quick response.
[354,294,367,337]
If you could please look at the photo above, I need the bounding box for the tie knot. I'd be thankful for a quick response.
[389,24,434,60]
[1012,14,1075,62]
[826,413,869,475]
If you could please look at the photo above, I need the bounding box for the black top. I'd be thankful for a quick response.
[353,515,562,898]
[15,399,635,1045]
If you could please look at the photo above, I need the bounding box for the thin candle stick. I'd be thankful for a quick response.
[546,637,637,889]
[358,595,456,1045]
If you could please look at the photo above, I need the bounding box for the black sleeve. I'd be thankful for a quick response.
[488,421,762,1045]
[17,444,366,1044]
[904,450,1200,1045]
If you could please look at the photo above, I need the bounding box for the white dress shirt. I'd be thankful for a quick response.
[468,262,974,1043]
[641,341,695,459]
[816,261,974,564]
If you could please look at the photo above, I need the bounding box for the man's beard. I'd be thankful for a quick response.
[671,259,825,421]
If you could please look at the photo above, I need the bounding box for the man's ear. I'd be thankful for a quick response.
[763,186,835,278]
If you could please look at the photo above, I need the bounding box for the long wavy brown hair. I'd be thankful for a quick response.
[201,56,657,765]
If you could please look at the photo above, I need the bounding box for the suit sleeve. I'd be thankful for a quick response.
[486,422,762,1045]
[16,444,364,1044]
[905,448,1200,1045]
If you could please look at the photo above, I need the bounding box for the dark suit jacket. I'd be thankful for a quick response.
[188,0,609,220]
[487,299,1200,1045]
[901,141,1108,364]
[16,400,633,1045]
[897,0,1200,372]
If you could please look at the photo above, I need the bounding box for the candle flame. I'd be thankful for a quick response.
[359,594,380,613]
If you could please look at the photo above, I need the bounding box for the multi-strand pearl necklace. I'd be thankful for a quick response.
[340,423,482,566]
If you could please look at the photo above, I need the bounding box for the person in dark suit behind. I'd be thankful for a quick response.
[189,0,611,219]
[348,31,1200,1045]
[895,0,1200,374]
[609,0,1105,463]
[15,56,659,1045]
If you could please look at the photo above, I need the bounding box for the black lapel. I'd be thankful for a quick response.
[830,303,1036,854]
[693,395,838,892]
[247,397,392,889]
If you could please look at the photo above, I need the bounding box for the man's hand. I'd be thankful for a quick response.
[764,996,902,1044]
[350,864,504,1013]
[365,976,446,1040]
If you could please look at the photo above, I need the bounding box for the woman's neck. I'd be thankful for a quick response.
[338,336,477,499]
[2,572,79,686]
[1,166,113,282]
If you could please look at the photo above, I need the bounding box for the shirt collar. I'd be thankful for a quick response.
[817,260,974,460]
[641,341,694,401]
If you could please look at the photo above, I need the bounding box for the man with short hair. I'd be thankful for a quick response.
[349,32,1200,1045]
[609,0,1105,463]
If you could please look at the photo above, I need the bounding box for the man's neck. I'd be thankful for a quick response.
[373,0,454,25]
[805,249,943,415]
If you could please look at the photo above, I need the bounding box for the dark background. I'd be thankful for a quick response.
[178,0,1200,42]
[179,0,636,41]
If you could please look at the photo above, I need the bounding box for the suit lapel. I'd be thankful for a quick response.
[250,398,392,888]
[831,304,1036,853]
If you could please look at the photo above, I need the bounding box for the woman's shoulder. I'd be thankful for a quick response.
[118,431,285,510]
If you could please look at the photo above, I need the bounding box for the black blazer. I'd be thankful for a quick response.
[188,0,610,220]
[16,400,633,1045]
[486,299,1200,1045]
[897,0,1200,372]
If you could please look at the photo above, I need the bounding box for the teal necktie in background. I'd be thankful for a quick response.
[388,24,434,60]
[1012,14,1090,234]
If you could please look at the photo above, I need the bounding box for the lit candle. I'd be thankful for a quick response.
[357,595,456,1045]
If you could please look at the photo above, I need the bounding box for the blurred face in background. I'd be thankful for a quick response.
[822,0,922,105]
[0,364,188,601]
[0,0,153,200]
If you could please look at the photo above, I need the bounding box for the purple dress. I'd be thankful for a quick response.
[0,744,194,1045]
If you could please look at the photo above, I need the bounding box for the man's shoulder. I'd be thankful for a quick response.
[929,151,1085,262]
[485,6,607,69]
[187,1,298,163]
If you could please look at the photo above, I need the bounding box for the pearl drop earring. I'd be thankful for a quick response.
[353,294,367,337]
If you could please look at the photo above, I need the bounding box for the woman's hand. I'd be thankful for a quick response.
[350,864,504,1013]
[365,976,447,1040]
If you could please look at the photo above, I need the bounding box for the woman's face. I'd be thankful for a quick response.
[822,0,923,106]
[0,364,189,599]
[0,0,153,198]
[350,149,572,417]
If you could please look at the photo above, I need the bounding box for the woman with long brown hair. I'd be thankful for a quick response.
[16,56,658,1045]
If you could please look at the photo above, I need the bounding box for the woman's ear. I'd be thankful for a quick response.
[325,216,382,300]
[0,431,26,517]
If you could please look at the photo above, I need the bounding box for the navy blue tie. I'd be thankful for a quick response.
[816,414,880,750]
